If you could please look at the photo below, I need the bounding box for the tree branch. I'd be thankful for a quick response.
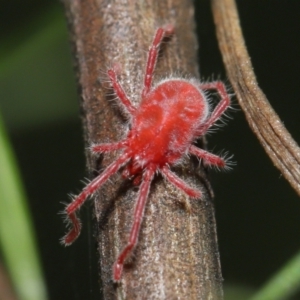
[211,0,300,196]
[62,0,223,298]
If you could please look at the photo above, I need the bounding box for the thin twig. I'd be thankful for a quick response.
[211,0,300,196]
[62,0,224,299]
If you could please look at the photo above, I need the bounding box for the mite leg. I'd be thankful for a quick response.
[142,25,174,98]
[189,145,226,168]
[198,81,231,134]
[107,68,136,115]
[160,166,201,198]
[113,165,156,282]
[90,140,127,153]
[62,153,130,245]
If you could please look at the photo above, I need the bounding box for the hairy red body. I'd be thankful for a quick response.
[128,80,208,170]
[62,26,231,282]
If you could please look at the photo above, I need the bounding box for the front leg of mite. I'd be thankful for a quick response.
[142,25,174,98]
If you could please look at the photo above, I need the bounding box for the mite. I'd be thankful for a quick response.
[62,25,231,282]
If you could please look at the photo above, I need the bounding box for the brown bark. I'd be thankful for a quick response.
[62,0,223,299]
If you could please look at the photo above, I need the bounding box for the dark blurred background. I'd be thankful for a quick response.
[1,1,300,299]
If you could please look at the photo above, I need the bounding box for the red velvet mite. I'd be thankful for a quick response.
[62,25,231,282]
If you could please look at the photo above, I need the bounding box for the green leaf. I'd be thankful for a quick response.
[250,251,300,300]
[0,113,48,300]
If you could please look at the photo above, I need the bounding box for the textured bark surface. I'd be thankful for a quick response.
[63,0,223,299]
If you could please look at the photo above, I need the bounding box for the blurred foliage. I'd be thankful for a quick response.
[0,113,47,300]
[0,3,77,131]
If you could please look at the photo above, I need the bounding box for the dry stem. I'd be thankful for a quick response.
[212,0,300,196]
